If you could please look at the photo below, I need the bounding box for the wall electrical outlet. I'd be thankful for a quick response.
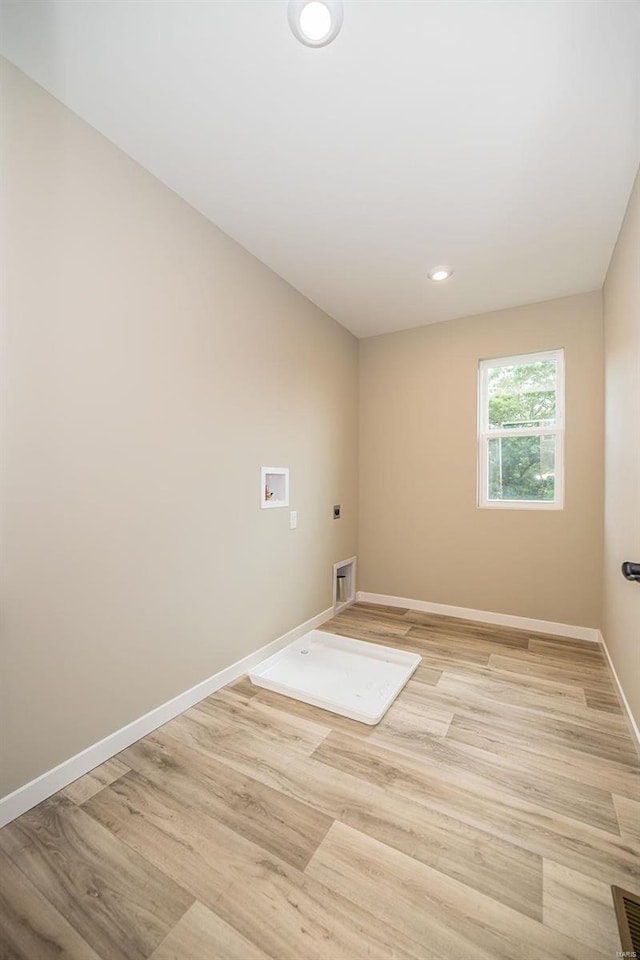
[333,505,341,519]
[289,510,297,529]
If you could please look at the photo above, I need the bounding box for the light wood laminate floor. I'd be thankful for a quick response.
[1,603,639,959]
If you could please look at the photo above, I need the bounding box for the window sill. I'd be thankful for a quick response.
[478,499,564,511]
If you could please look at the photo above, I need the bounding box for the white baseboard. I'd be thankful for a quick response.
[356,592,601,643]
[0,606,334,829]
[599,631,640,753]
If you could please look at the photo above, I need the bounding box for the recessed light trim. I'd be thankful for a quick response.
[288,0,344,48]
[428,265,454,282]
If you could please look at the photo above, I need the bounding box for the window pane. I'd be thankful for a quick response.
[488,360,557,430]
[488,435,556,501]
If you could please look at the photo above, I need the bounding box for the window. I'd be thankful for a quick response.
[478,349,564,509]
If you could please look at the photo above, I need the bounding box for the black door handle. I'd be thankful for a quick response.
[621,561,640,583]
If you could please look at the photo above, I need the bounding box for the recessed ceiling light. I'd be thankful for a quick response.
[428,266,454,282]
[288,0,344,48]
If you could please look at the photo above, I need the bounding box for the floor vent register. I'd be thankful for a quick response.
[612,886,640,956]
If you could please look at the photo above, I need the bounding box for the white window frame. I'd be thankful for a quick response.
[478,349,565,510]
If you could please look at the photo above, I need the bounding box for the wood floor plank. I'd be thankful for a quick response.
[149,707,544,919]
[446,712,640,799]
[355,706,622,833]
[434,672,631,740]
[585,687,625,713]
[149,900,271,960]
[542,859,621,955]
[119,726,333,870]
[408,662,443,686]
[431,733,622,834]
[401,630,495,664]
[368,691,453,744]
[528,636,606,659]
[312,730,640,889]
[526,629,602,648]
[0,848,103,960]
[194,687,331,752]
[329,616,413,639]
[403,678,638,767]
[251,686,379,737]
[346,601,410,615]
[396,649,596,705]
[0,818,33,858]
[343,626,495,672]
[488,651,616,689]
[0,795,193,960]
[333,602,410,623]
[613,794,640,841]
[62,757,131,805]
[83,772,427,960]
[226,676,261,700]
[405,623,532,655]
[335,608,505,657]
[443,662,589,702]
[401,610,532,646]
[436,671,621,727]
[306,821,607,960]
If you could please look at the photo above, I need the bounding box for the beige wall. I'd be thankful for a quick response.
[0,60,358,797]
[359,292,604,628]
[603,170,640,725]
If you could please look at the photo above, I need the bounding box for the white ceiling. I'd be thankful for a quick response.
[1,0,639,337]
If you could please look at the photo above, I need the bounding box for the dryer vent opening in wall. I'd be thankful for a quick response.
[333,557,356,611]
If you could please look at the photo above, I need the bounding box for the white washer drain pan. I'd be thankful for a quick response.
[248,629,421,725]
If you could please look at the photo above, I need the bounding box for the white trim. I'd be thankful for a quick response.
[356,592,600,643]
[0,605,334,829]
[599,630,640,753]
[478,349,565,371]
[483,426,562,439]
[478,490,564,511]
